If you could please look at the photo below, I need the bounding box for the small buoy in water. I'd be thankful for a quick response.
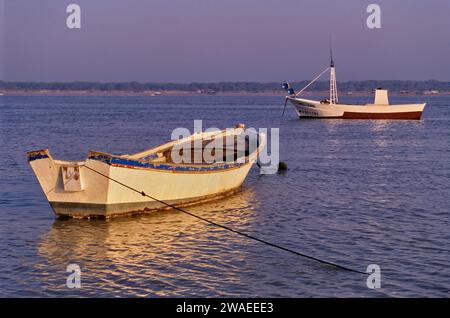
[278,161,288,172]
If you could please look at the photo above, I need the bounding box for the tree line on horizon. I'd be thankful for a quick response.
[0,80,448,92]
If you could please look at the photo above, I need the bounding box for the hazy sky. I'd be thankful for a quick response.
[2,0,450,82]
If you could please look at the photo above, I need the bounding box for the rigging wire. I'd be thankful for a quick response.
[295,67,330,97]
[83,164,367,275]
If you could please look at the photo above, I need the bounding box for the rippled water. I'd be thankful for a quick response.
[0,95,449,297]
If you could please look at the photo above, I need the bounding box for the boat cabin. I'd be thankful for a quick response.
[374,88,390,105]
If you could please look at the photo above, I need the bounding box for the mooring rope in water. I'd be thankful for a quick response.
[83,164,367,275]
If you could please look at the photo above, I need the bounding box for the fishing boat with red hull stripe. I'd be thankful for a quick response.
[282,47,426,120]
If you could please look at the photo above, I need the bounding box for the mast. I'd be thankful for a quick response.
[329,40,339,104]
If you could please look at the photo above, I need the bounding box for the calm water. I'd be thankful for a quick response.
[0,94,449,297]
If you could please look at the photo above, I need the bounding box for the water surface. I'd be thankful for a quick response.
[0,95,449,297]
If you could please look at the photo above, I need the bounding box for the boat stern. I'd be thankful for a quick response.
[27,149,111,218]
[27,149,60,196]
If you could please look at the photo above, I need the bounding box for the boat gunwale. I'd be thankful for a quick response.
[88,137,265,173]
[27,130,267,173]
[123,127,245,160]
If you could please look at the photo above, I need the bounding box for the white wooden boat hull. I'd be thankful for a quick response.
[288,97,426,120]
[28,128,266,218]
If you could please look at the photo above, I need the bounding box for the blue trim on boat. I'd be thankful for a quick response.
[88,154,243,172]
[28,152,49,162]
[89,154,112,165]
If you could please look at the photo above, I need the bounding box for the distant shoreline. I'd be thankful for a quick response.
[1,80,449,97]
[1,89,449,97]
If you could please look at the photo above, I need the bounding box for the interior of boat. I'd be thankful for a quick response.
[139,135,254,165]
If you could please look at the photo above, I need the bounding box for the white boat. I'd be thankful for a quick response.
[27,124,266,218]
[282,50,426,120]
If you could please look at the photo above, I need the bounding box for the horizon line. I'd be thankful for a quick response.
[1,79,449,84]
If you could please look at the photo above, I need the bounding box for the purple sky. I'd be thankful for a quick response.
[2,0,450,82]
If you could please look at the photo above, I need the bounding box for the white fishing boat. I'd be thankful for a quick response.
[27,124,266,218]
[282,49,426,120]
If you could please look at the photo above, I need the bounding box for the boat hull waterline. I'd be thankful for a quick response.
[288,97,426,120]
[27,126,266,218]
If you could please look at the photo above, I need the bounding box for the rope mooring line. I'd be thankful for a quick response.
[83,164,366,275]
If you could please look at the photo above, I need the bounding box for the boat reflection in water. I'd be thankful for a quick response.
[37,187,259,296]
[369,119,425,149]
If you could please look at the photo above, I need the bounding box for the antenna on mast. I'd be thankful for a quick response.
[329,36,334,67]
